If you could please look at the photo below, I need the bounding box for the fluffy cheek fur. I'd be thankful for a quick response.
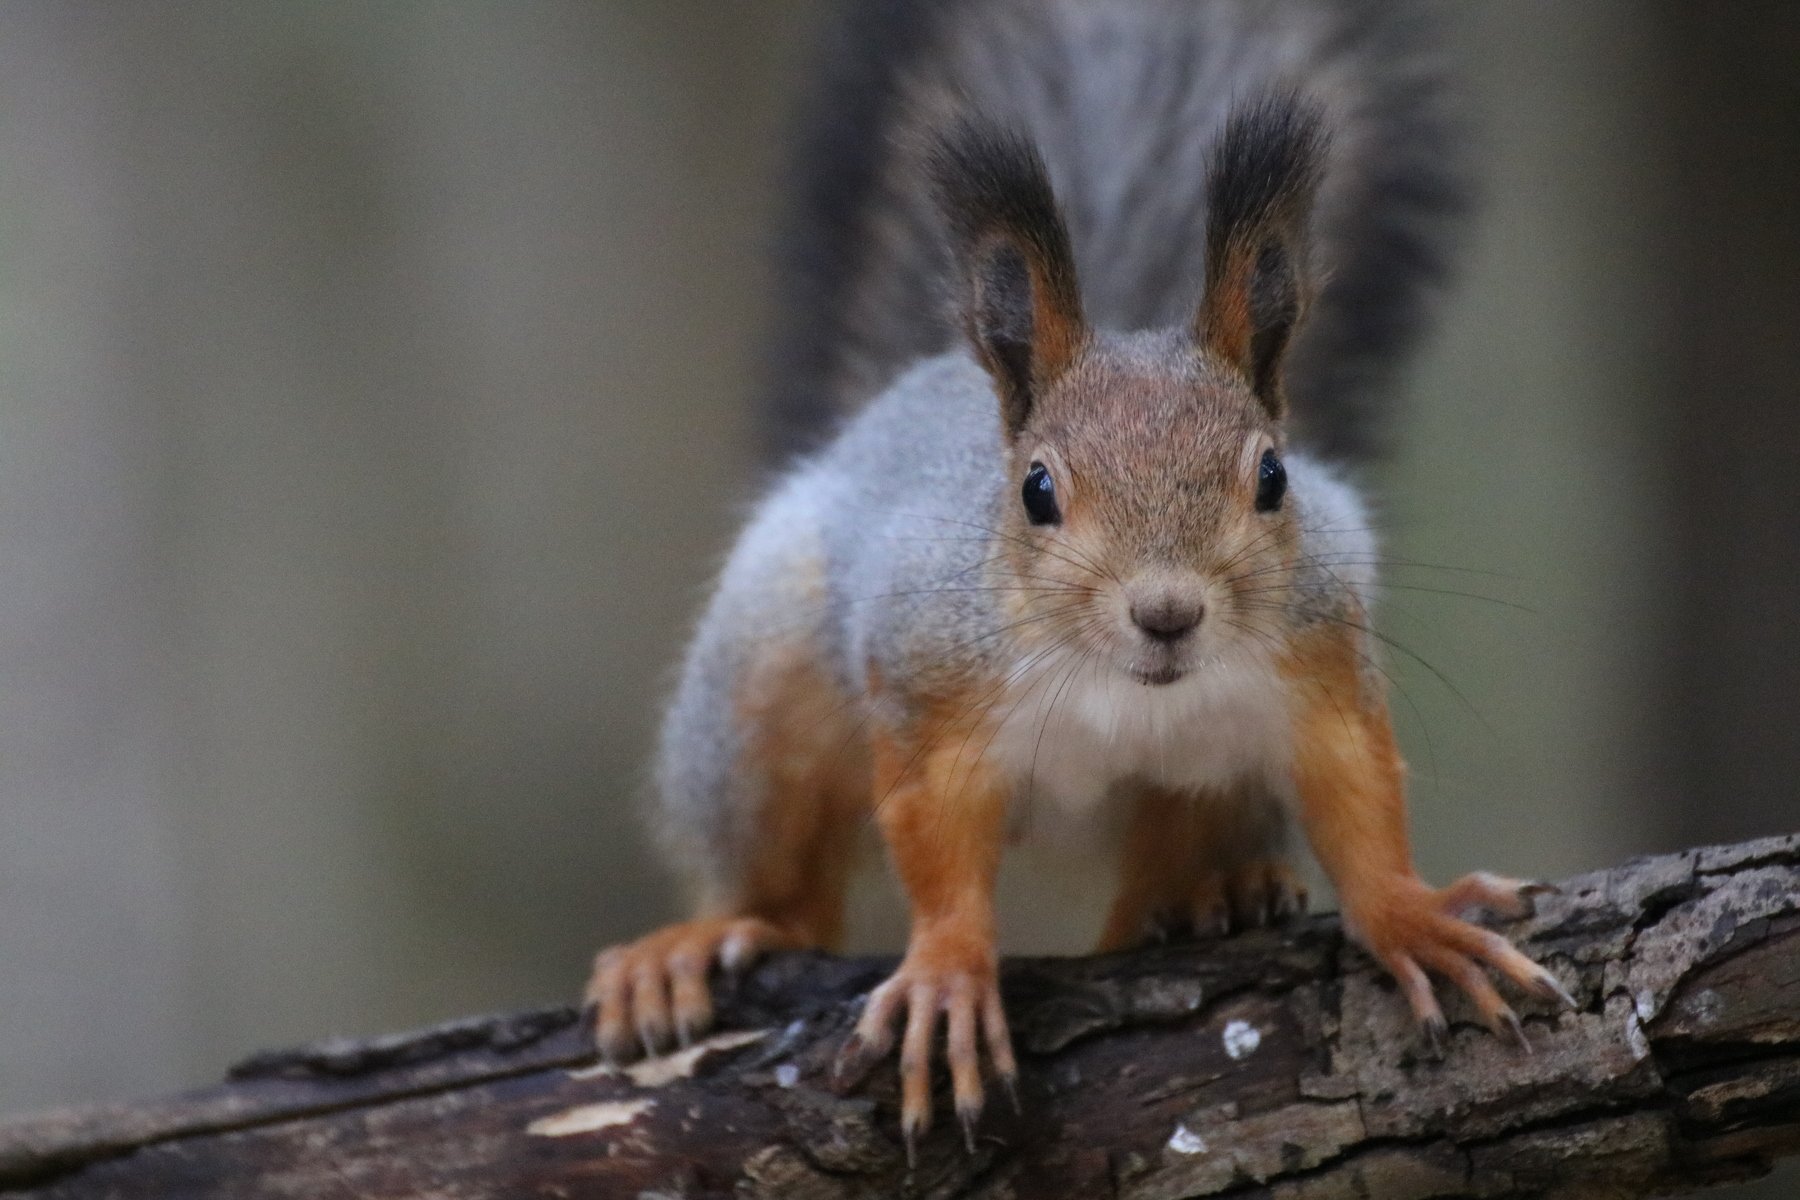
[992,495,1119,665]
[1207,510,1304,654]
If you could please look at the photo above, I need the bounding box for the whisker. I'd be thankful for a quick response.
[1231,580,1536,616]
[854,506,1116,585]
[1235,600,1488,732]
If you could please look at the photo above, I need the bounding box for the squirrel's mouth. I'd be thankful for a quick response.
[1128,662,1185,686]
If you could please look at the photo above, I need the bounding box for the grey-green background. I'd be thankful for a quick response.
[0,4,1794,1194]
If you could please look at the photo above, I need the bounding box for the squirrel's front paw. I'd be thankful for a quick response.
[833,933,1017,1163]
[584,917,801,1063]
[1347,872,1574,1056]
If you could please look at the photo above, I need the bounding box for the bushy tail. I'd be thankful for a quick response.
[759,0,1468,462]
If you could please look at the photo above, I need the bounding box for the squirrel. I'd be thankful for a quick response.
[585,0,1574,1155]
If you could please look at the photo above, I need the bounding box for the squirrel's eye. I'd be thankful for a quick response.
[1022,461,1060,525]
[1255,448,1287,513]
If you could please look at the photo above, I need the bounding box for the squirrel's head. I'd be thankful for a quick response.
[930,95,1327,686]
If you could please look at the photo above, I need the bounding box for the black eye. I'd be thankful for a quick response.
[1022,461,1060,525]
[1255,448,1287,513]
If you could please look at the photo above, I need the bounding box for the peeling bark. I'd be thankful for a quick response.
[2,835,1797,1199]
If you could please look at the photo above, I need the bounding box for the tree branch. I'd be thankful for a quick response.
[3,835,1797,1198]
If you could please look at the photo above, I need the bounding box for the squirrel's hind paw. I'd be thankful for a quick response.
[584,917,801,1064]
[1193,859,1309,936]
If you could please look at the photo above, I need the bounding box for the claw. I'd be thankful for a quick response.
[832,1033,869,1089]
[958,1105,979,1154]
[1530,969,1579,1011]
[902,1112,924,1170]
[1420,1014,1448,1061]
[598,1025,636,1069]
[1001,1070,1022,1115]
[1499,1008,1532,1055]
[1510,879,1560,920]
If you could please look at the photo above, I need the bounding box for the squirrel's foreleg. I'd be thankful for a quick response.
[835,709,1016,1161]
[1282,624,1574,1052]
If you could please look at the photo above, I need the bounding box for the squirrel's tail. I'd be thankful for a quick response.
[758,0,1469,464]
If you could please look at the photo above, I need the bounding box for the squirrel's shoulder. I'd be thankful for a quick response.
[765,352,1011,691]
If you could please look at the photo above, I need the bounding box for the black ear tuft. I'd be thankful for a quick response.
[928,115,1085,436]
[1197,92,1328,419]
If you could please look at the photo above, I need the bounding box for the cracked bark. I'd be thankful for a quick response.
[2,835,1797,1199]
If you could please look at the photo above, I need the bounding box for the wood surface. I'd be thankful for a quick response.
[2,834,1796,1198]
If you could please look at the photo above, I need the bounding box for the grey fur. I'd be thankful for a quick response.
[763,0,1468,462]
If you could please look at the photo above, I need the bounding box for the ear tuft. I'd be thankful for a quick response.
[929,116,1085,436]
[1197,92,1328,419]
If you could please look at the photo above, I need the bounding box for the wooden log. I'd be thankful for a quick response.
[2,834,1797,1199]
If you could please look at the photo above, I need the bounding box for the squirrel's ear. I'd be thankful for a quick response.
[1196,94,1327,421]
[929,118,1085,436]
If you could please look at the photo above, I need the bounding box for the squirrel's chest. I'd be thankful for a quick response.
[982,654,1295,821]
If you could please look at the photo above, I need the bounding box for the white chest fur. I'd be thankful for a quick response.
[983,647,1295,832]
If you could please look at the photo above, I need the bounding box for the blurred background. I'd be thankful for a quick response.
[0,2,1794,1192]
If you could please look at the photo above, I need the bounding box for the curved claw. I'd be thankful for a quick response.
[958,1105,979,1154]
[832,1031,875,1091]
[1500,1008,1532,1055]
[1529,968,1580,1011]
[1420,1013,1448,1061]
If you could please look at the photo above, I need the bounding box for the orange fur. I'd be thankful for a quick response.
[1280,621,1413,901]
[1096,786,1204,951]
[1097,783,1304,952]
[839,694,1017,1147]
[872,710,1008,953]
[1198,243,1259,377]
[585,635,866,1062]
[1024,248,1085,385]
[722,641,869,946]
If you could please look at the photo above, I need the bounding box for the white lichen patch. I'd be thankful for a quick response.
[1222,1019,1261,1060]
[527,1097,655,1138]
[1168,1123,1208,1155]
[568,1029,768,1086]
[1685,987,1724,1027]
[1624,1010,1650,1061]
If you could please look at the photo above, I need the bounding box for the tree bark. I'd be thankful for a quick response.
[2,835,1797,1199]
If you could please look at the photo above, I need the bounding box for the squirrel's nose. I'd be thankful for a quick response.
[1131,598,1203,643]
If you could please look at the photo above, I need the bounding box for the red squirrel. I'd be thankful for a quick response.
[585,0,1570,1156]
